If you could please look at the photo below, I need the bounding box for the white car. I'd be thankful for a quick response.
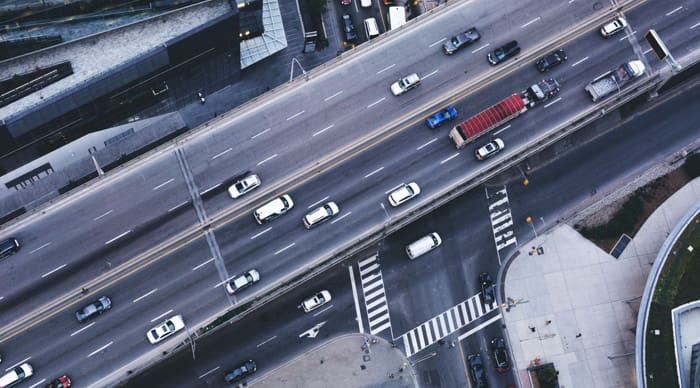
[228,174,261,198]
[226,269,261,294]
[388,182,421,207]
[474,138,505,160]
[390,73,421,96]
[303,202,340,229]
[301,290,332,313]
[147,314,185,344]
[600,17,627,38]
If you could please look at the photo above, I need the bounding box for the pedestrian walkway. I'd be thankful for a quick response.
[357,254,392,336]
[486,186,518,254]
[401,293,498,357]
[254,334,418,388]
[502,177,700,388]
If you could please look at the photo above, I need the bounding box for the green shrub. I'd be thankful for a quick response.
[683,152,700,178]
[580,195,644,239]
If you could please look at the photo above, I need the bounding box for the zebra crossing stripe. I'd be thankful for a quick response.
[409,330,418,353]
[368,304,388,319]
[358,255,377,267]
[438,314,448,334]
[467,297,477,318]
[372,321,391,335]
[475,297,484,316]
[360,262,379,275]
[460,302,469,323]
[431,318,440,339]
[424,322,434,344]
[452,306,464,327]
[446,310,456,332]
[417,326,426,349]
[367,296,386,309]
[365,288,384,300]
[403,334,412,357]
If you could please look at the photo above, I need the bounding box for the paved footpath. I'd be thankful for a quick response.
[253,334,418,388]
[502,177,700,388]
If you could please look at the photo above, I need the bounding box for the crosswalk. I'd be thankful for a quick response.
[400,294,498,357]
[357,255,392,336]
[487,186,517,252]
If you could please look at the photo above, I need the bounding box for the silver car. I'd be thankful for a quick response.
[226,269,261,295]
[388,182,421,207]
[228,174,261,199]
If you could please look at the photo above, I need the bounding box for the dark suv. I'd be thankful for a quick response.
[467,353,488,387]
[487,40,520,65]
[491,337,510,372]
[479,272,494,305]
[342,14,358,44]
[535,49,567,72]
[224,360,256,384]
[442,27,480,55]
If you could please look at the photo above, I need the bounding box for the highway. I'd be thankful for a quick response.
[124,76,700,387]
[0,0,698,385]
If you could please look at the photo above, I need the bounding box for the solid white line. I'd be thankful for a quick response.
[70,322,96,337]
[440,153,460,164]
[349,266,365,333]
[105,230,131,245]
[29,242,52,254]
[364,166,384,178]
[493,124,511,135]
[200,183,221,195]
[192,258,215,271]
[416,138,438,150]
[313,304,334,317]
[168,201,188,212]
[307,196,330,209]
[251,128,271,139]
[93,210,113,221]
[385,183,404,194]
[151,309,174,323]
[543,97,562,108]
[457,314,502,341]
[521,16,541,28]
[133,288,158,303]
[570,56,589,67]
[619,31,636,41]
[87,342,113,358]
[28,379,46,388]
[471,43,490,53]
[313,124,335,137]
[6,357,31,371]
[429,37,446,47]
[198,366,220,379]
[691,22,700,29]
[286,110,305,121]
[257,154,278,166]
[643,48,653,55]
[274,243,296,255]
[251,227,272,240]
[152,178,174,190]
[666,6,683,16]
[41,264,67,278]
[257,335,277,347]
[367,98,385,109]
[423,69,439,79]
[324,91,344,101]
[376,64,396,74]
[211,147,233,160]
[330,211,352,224]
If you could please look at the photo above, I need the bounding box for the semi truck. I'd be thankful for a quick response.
[448,79,560,149]
[584,60,645,102]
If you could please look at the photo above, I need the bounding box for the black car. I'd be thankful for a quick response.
[75,296,112,323]
[487,40,520,65]
[479,272,494,305]
[442,27,481,55]
[224,360,257,384]
[535,49,567,72]
[342,14,358,43]
[491,337,510,372]
[467,353,488,388]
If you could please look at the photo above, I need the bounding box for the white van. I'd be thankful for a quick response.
[364,18,380,40]
[303,202,339,229]
[406,233,442,260]
[388,6,407,30]
[253,194,294,224]
[0,363,33,387]
[360,0,371,7]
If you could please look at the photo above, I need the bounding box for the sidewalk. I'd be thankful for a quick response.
[254,334,418,388]
[502,177,700,387]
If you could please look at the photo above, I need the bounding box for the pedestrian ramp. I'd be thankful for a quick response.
[357,254,392,336]
[400,293,498,357]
